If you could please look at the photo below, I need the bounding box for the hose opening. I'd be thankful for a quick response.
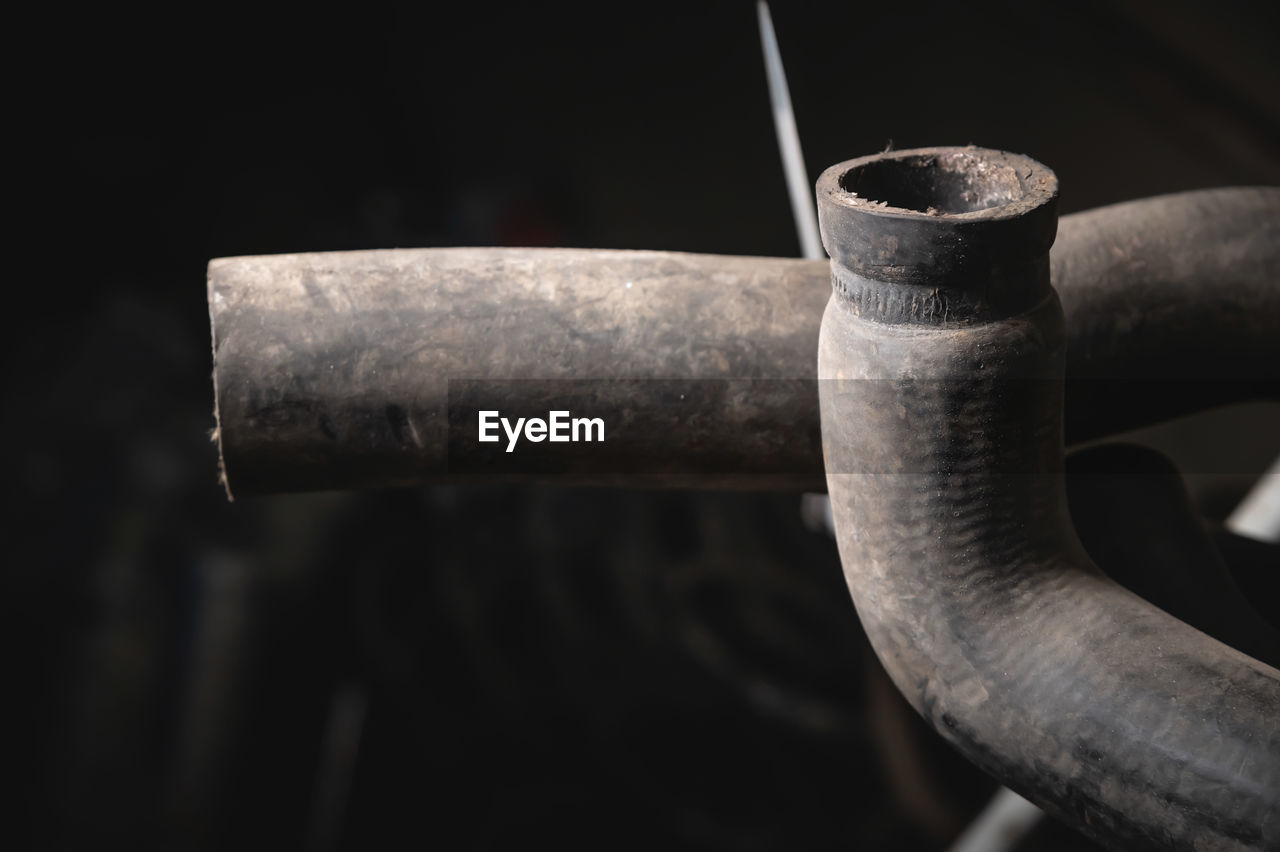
[837,150,1037,216]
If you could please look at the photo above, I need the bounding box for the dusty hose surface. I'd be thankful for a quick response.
[816,147,1280,850]
[208,251,827,495]
[1057,187,1280,442]
[208,188,1279,497]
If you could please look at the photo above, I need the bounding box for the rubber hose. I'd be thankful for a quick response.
[1065,443,1280,668]
[817,147,1279,851]
[208,189,1279,497]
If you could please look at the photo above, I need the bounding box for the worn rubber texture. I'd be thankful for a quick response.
[208,187,1279,496]
[817,147,1280,851]
[208,251,827,496]
[1057,187,1280,442]
[1065,443,1280,669]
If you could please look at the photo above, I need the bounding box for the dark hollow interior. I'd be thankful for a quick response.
[839,154,1025,215]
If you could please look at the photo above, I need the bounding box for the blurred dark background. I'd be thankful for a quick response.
[9,1,1280,849]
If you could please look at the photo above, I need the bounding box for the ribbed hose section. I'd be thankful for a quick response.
[816,147,1280,850]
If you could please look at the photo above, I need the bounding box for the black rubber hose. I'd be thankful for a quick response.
[1211,530,1280,631]
[1065,443,1280,668]
[1058,187,1280,443]
[208,251,828,497]
[817,147,1279,851]
[208,188,1279,497]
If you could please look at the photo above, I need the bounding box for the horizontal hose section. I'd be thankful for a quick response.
[208,189,1279,497]
[1057,187,1280,442]
[816,147,1279,850]
[208,251,829,496]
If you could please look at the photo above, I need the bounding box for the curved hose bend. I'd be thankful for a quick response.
[816,147,1280,850]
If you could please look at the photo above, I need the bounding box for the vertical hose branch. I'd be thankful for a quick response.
[816,147,1279,850]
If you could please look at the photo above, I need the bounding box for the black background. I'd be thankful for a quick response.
[10,2,1280,850]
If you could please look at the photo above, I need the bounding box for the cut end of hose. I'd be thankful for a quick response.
[817,146,1059,320]
[833,147,1056,219]
[208,259,235,502]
